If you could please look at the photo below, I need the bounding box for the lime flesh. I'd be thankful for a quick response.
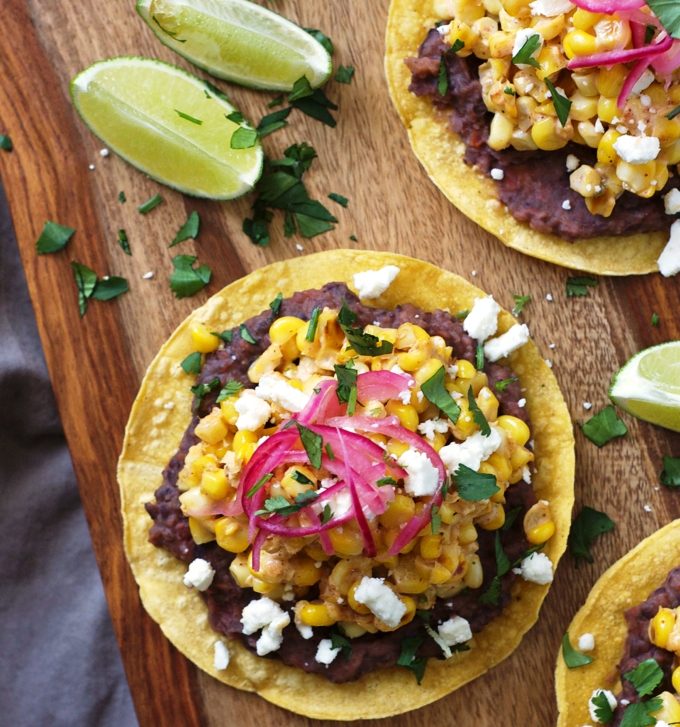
[71,58,263,199]
[609,341,680,432]
[137,0,332,91]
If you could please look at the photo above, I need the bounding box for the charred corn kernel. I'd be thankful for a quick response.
[487,452,512,482]
[299,601,337,627]
[570,164,602,198]
[563,30,598,59]
[477,503,506,531]
[233,430,258,448]
[252,577,278,594]
[397,595,417,625]
[215,517,250,553]
[597,95,620,124]
[415,358,444,385]
[649,607,676,649]
[595,18,631,51]
[476,387,499,421]
[420,534,443,560]
[672,666,680,694]
[510,447,533,472]
[650,692,680,724]
[281,467,315,499]
[459,522,478,545]
[411,387,430,413]
[572,8,602,29]
[329,527,364,557]
[392,568,430,594]
[577,120,604,148]
[439,502,456,525]
[501,0,530,15]
[290,556,322,587]
[595,64,627,98]
[524,500,554,544]
[456,359,476,379]
[304,544,331,563]
[532,116,571,151]
[398,322,430,348]
[535,45,567,81]
[379,494,416,529]
[195,412,228,445]
[204,440,230,458]
[219,399,239,426]
[269,316,305,344]
[280,337,300,361]
[652,116,680,147]
[201,468,229,500]
[660,138,680,166]
[329,557,372,595]
[568,91,599,122]
[383,528,418,554]
[616,160,657,195]
[229,553,251,587]
[439,543,461,572]
[189,516,216,544]
[248,343,282,384]
[431,431,447,453]
[527,520,555,544]
[478,461,498,480]
[364,325,397,344]
[455,401,478,437]
[398,349,430,371]
[488,112,514,150]
[489,30,516,58]
[191,454,217,481]
[572,70,599,97]
[463,554,483,589]
[386,438,410,458]
[347,581,372,614]
[189,323,220,354]
[447,19,480,55]
[241,443,257,463]
[375,555,399,570]
[386,401,419,431]
[366,433,388,448]
[497,415,530,446]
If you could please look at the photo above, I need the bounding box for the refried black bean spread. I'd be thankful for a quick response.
[610,567,680,726]
[406,28,678,242]
[145,283,536,683]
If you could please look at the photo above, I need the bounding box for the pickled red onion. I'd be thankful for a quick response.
[617,57,650,106]
[356,370,415,403]
[571,0,646,13]
[567,31,673,69]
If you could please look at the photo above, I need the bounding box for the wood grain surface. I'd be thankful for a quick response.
[1,0,679,725]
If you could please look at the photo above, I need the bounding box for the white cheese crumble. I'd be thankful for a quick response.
[235,391,272,432]
[99,148,109,157]
[518,398,526,408]
[589,690,617,723]
[255,373,311,412]
[594,118,605,133]
[644,504,652,513]
[562,200,572,210]
[437,616,472,646]
[353,265,400,299]
[313,489,352,519]
[665,188,680,215]
[545,359,553,368]
[583,402,592,410]
[566,154,580,172]
[183,558,215,591]
[522,466,531,483]
[631,68,655,95]
[490,168,504,180]
[436,22,451,34]
[88,164,95,170]
[512,28,543,63]
[439,427,502,474]
[546,293,554,301]
[296,621,313,640]
[612,135,660,164]
[213,641,230,670]
[315,638,341,665]
[142,271,154,279]
[240,597,291,656]
[417,417,449,441]
[640,94,652,107]
[529,0,574,14]
[397,448,440,496]
[353,577,406,628]
[463,296,500,342]
[578,633,595,652]
[483,324,530,362]
[295,244,303,251]
[658,219,680,277]
[512,552,553,585]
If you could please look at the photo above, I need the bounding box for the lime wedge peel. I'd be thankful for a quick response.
[71,57,263,200]
[136,0,332,92]
[609,341,680,433]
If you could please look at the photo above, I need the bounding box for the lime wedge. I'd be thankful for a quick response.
[71,57,263,199]
[609,341,680,432]
[137,0,332,91]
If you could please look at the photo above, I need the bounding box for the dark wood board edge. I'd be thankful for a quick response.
[0,2,205,725]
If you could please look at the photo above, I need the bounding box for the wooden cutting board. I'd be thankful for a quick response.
[2,0,680,724]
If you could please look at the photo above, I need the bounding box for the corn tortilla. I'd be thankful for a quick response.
[555,519,680,727]
[385,0,668,276]
[118,250,575,719]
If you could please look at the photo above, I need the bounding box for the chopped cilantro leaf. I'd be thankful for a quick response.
[566,276,598,297]
[512,293,531,316]
[494,530,511,577]
[582,405,627,447]
[660,455,680,486]
[328,192,348,207]
[257,107,292,138]
[544,78,572,127]
[291,469,313,485]
[569,506,615,567]
[117,229,131,255]
[181,352,202,375]
[431,505,441,535]
[467,387,491,436]
[92,276,128,302]
[645,23,656,43]
[204,81,229,103]
[226,111,244,123]
[397,637,427,684]
[289,84,338,127]
[239,324,258,345]
[71,262,98,317]
[349,235,358,242]
[376,477,397,487]
[36,221,75,254]
[269,292,283,319]
[619,697,662,727]
[454,463,500,501]
[216,380,243,403]
[325,442,335,460]
[170,211,200,247]
[0,134,13,152]
[138,194,163,214]
[667,104,680,121]
[268,94,284,108]
[478,576,502,605]
[335,65,355,84]
[189,377,220,404]
[502,506,522,531]
[118,191,126,203]
[623,658,664,697]
[306,307,321,342]
[334,361,358,413]
[561,633,594,668]
[320,503,334,525]
[476,343,484,371]
[175,109,202,125]
[255,490,318,517]
[288,76,314,102]
[504,86,515,95]
[455,309,469,320]
[338,303,393,356]
[330,629,352,662]
[646,0,680,40]
[511,34,541,67]
[169,255,211,299]
[303,27,333,54]
[590,692,615,723]
[287,421,323,468]
[495,377,518,394]
[231,127,259,149]
[246,473,273,498]
[212,330,233,343]
[651,312,660,326]
[420,366,460,423]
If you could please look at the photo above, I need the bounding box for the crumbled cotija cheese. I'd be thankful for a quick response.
[353,577,407,628]
[240,597,291,656]
[235,391,272,431]
[437,616,472,646]
[463,296,501,342]
[578,633,595,652]
[490,168,504,180]
[417,417,449,441]
[512,28,543,63]
[397,448,439,496]
[657,219,680,277]
[213,641,230,670]
[529,0,574,15]
[439,427,502,474]
[315,638,341,665]
[256,373,310,412]
[664,189,680,215]
[512,552,553,585]
[183,558,215,591]
[612,135,660,164]
[483,324,530,362]
[353,265,400,299]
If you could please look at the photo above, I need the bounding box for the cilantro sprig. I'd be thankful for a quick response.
[495,377,518,394]
[561,632,594,668]
[36,221,75,254]
[337,303,393,356]
[590,692,614,723]
[335,361,358,415]
[437,40,465,96]
[568,506,615,567]
[336,65,355,84]
[623,659,664,697]
[660,455,680,486]
[467,388,490,436]
[647,0,680,39]
[255,490,318,517]
[566,276,598,297]
[421,366,460,423]
[181,351,202,375]
[397,637,427,684]
[71,262,128,316]
[511,34,541,67]
[117,229,131,255]
[544,78,572,128]
[512,293,531,316]
[454,464,500,501]
[216,380,243,403]
[170,211,199,247]
[190,377,220,404]
[582,405,627,447]
[619,697,662,727]
[284,420,323,468]
[169,255,211,299]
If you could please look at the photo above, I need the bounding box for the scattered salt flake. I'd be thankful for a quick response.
[545,359,553,368]
[295,244,303,251]
[518,398,526,408]
[644,505,652,513]
[546,293,553,301]
[549,343,555,349]
[657,219,680,276]
[471,270,477,276]
[594,118,605,133]
[213,641,230,670]
[640,94,652,107]
[100,148,110,157]
[88,164,95,170]
[142,271,154,279]
[583,402,592,410]
[566,154,580,172]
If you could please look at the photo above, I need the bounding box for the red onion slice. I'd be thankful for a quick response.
[567,31,673,69]
[356,369,415,404]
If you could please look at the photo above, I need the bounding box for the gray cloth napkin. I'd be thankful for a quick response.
[0,181,138,727]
